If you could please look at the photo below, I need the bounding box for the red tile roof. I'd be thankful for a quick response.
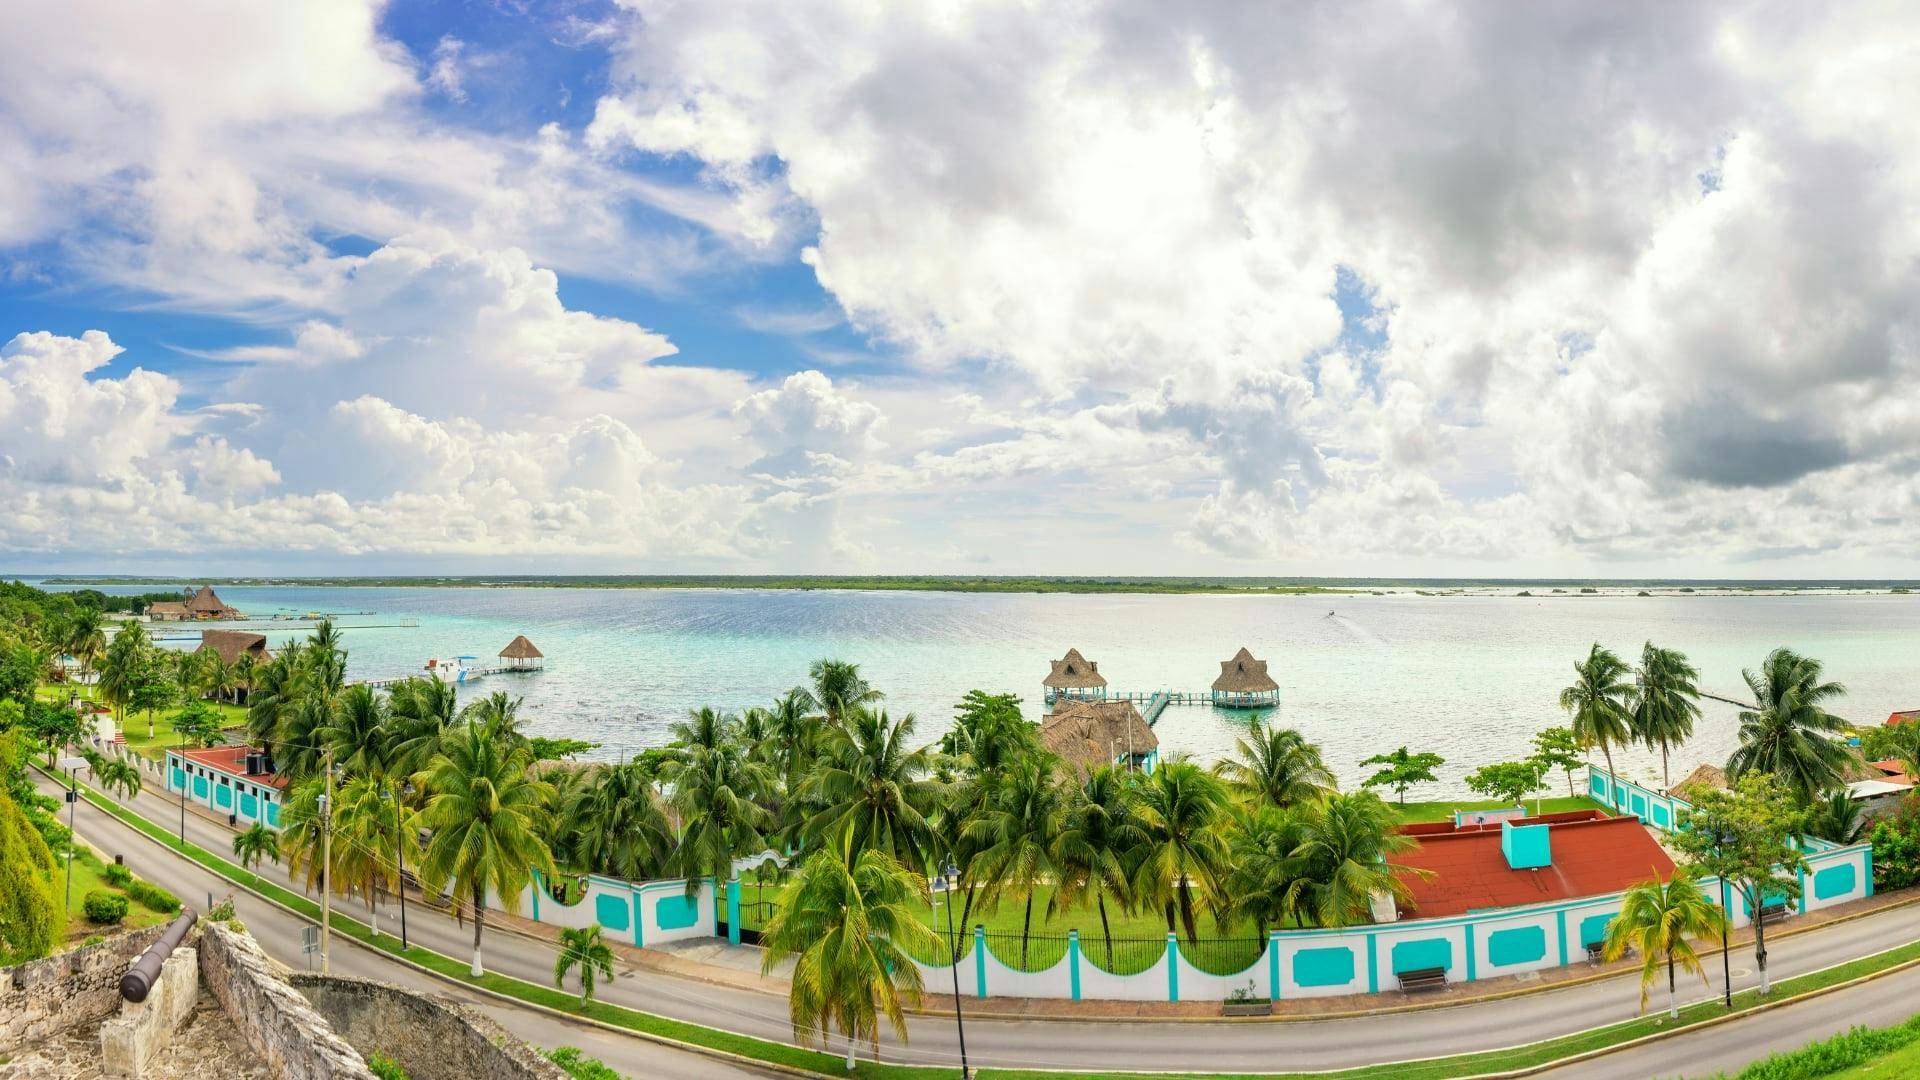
[177,746,288,790]
[1867,759,1916,786]
[1394,813,1674,919]
[1888,710,1920,725]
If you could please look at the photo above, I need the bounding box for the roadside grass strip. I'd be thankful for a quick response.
[1698,1013,1920,1080]
[54,769,1920,1080]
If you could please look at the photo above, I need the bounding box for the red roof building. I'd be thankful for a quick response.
[1888,710,1920,725]
[1393,810,1675,919]
[178,745,289,790]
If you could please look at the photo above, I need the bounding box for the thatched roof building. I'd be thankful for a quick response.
[1043,648,1107,703]
[1667,763,1727,798]
[499,635,545,669]
[197,629,271,666]
[147,601,190,621]
[1211,647,1278,707]
[1041,698,1158,777]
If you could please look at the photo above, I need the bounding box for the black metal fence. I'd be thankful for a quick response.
[1178,937,1265,977]
[981,931,1071,972]
[1077,935,1169,976]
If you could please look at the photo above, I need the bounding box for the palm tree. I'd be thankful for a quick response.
[802,659,883,725]
[554,924,617,1005]
[333,774,406,938]
[245,643,305,762]
[459,691,529,744]
[1212,718,1335,809]
[565,762,675,880]
[417,718,557,976]
[1281,791,1425,928]
[304,621,347,699]
[232,822,279,871]
[1633,643,1702,788]
[98,757,142,803]
[1603,871,1727,1019]
[801,708,939,865]
[278,778,334,894]
[1727,648,1854,804]
[767,688,819,796]
[386,674,459,779]
[759,829,942,1071]
[325,684,394,779]
[230,652,257,707]
[963,755,1068,967]
[1130,759,1231,943]
[65,608,106,697]
[1053,765,1144,971]
[1560,644,1635,802]
[1807,790,1864,845]
[275,695,334,783]
[97,621,148,726]
[666,738,775,895]
[1220,803,1306,937]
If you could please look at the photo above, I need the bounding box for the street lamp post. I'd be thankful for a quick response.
[391,782,412,951]
[64,763,79,904]
[1716,828,1733,1009]
[941,861,970,1080]
[177,729,188,846]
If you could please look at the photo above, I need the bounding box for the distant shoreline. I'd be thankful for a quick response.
[25,574,1920,596]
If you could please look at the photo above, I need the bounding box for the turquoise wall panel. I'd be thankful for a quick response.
[170,767,185,790]
[266,802,281,828]
[654,893,700,930]
[1814,863,1857,900]
[1589,773,1606,797]
[1485,926,1546,967]
[1390,938,1451,974]
[193,776,207,799]
[1579,913,1614,947]
[1291,947,1355,987]
[596,893,631,931]
[1652,804,1670,828]
[1630,793,1647,817]
[240,793,258,818]
[215,785,232,809]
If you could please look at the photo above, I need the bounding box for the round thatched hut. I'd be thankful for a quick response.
[499,635,545,671]
[1043,647,1107,705]
[1211,646,1278,708]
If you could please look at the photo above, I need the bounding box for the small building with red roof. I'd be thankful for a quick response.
[1393,810,1675,920]
[165,745,287,830]
[1886,709,1920,725]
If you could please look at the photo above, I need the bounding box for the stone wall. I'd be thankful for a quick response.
[196,921,372,1079]
[290,974,569,1080]
[0,924,168,1054]
[101,945,199,1076]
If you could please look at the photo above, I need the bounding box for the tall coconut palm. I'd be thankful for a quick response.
[245,643,306,761]
[1603,871,1727,1019]
[278,778,334,894]
[325,684,394,779]
[1220,803,1306,936]
[802,659,884,725]
[332,774,411,938]
[1282,791,1425,928]
[98,757,142,803]
[554,924,616,1005]
[1560,644,1635,803]
[97,621,148,725]
[670,705,734,758]
[964,755,1068,967]
[386,674,459,780]
[1806,790,1864,845]
[417,718,557,976]
[275,695,334,783]
[460,691,528,745]
[666,738,776,894]
[304,621,347,698]
[802,708,939,866]
[1053,765,1144,971]
[564,762,674,880]
[65,608,106,697]
[1130,759,1231,943]
[759,829,942,1071]
[1726,648,1854,804]
[1633,643,1702,788]
[1212,718,1335,809]
[767,688,819,796]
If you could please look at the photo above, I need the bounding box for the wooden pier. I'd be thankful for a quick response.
[355,666,533,690]
[1046,688,1272,727]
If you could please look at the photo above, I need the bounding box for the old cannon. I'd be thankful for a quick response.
[119,908,197,1002]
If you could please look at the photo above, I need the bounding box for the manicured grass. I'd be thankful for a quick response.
[58,847,170,943]
[38,684,250,759]
[1392,794,1609,824]
[47,762,1920,1080]
[1829,1040,1920,1078]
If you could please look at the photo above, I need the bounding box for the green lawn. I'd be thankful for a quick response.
[59,847,171,944]
[39,685,250,759]
[1830,1042,1920,1079]
[1392,794,1609,824]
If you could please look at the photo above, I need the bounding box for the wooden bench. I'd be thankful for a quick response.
[1757,902,1791,926]
[1587,942,1634,964]
[1398,966,1448,992]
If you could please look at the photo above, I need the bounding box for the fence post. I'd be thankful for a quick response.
[529,868,542,923]
[726,877,742,944]
[1796,864,1807,914]
[1166,932,1179,1002]
[974,925,988,999]
[1267,930,1281,1001]
[1068,930,1081,1001]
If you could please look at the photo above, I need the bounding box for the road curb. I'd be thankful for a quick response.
[40,765,816,1080]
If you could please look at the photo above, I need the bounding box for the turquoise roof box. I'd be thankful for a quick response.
[1501,818,1552,870]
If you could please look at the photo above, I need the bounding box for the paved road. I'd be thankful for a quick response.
[50,766,1920,1076]
[44,770,769,1079]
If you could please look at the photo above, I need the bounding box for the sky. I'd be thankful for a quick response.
[1,1,1917,578]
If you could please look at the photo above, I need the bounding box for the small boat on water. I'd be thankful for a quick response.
[424,655,480,683]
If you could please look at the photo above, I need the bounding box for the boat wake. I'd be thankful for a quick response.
[1323,612,1383,646]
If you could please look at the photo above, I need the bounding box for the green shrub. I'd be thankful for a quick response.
[82,935,104,948]
[1726,1014,1920,1078]
[1869,800,1920,891]
[83,890,129,924]
[546,1047,623,1079]
[207,898,236,921]
[126,880,180,914]
[367,1052,411,1080]
[102,863,132,888]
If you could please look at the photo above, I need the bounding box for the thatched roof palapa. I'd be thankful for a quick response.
[197,629,270,666]
[1667,763,1727,798]
[1212,647,1278,694]
[147,601,188,617]
[499,635,544,660]
[185,585,233,614]
[1041,698,1157,777]
[1043,648,1107,690]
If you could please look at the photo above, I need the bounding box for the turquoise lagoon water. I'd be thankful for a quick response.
[43,584,1920,797]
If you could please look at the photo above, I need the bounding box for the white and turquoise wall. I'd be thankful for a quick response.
[1590,766,1873,926]
[496,872,722,949]
[163,750,284,830]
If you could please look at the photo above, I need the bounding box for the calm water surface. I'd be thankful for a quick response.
[50,585,1920,798]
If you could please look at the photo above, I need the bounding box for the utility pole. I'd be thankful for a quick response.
[320,747,334,975]
[177,729,187,846]
[393,782,410,951]
[65,763,79,904]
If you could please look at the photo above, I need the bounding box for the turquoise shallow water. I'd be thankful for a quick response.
[43,584,1920,797]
